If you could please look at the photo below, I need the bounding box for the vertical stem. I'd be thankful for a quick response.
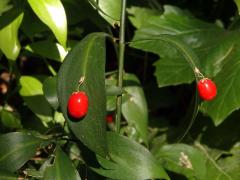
[43,58,57,76]
[116,0,127,133]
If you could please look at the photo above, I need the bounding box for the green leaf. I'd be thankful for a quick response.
[20,76,53,126]
[43,76,59,110]
[217,145,240,179]
[234,0,240,14]
[127,6,161,29]
[0,8,23,30]
[130,35,200,87]
[43,146,81,180]
[130,5,224,86]
[195,143,233,180]
[20,7,49,39]
[129,5,240,124]
[57,33,108,157]
[25,40,67,62]
[0,170,18,180]
[154,57,194,87]
[24,169,43,179]
[153,143,207,179]
[0,12,23,60]
[122,73,148,144]
[27,0,67,48]
[0,0,12,15]
[0,132,45,172]
[94,132,169,180]
[1,107,22,129]
[201,47,240,125]
[89,0,121,26]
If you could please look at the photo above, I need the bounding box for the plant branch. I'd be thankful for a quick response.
[116,0,127,133]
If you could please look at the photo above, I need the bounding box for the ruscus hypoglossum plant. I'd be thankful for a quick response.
[0,0,239,179]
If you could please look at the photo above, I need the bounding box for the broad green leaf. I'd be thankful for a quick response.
[130,5,224,86]
[43,146,81,180]
[217,145,240,179]
[94,132,169,180]
[1,107,22,129]
[153,144,206,179]
[0,132,45,172]
[27,0,67,47]
[57,33,108,157]
[234,0,240,14]
[122,73,148,144]
[43,76,59,110]
[20,76,53,126]
[0,0,12,15]
[0,170,18,180]
[154,57,194,87]
[127,6,161,29]
[129,5,240,124]
[195,143,233,180]
[90,0,121,26]
[0,8,23,30]
[130,35,200,87]
[25,40,67,62]
[0,12,23,60]
[201,48,240,125]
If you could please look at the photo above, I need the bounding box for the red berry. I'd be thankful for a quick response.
[67,91,88,119]
[197,79,217,101]
[106,115,114,123]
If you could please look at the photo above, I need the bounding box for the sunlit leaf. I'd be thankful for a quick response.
[27,0,67,47]
[0,13,23,60]
[20,76,53,126]
[234,0,240,14]
[0,0,12,15]
[25,40,67,62]
[89,0,121,26]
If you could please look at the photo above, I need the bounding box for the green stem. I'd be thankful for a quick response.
[43,58,57,76]
[116,0,127,133]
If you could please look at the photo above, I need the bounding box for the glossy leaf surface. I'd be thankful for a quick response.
[0,13,23,60]
[0,132,45,172]
[90,0,121,26]
[58,33,108,157]
[94,132,169,180]
[27,0,67,47]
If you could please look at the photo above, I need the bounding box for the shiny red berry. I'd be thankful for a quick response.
[197,79,217,101]
[67,91,88,119]
[106,115,114,123]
